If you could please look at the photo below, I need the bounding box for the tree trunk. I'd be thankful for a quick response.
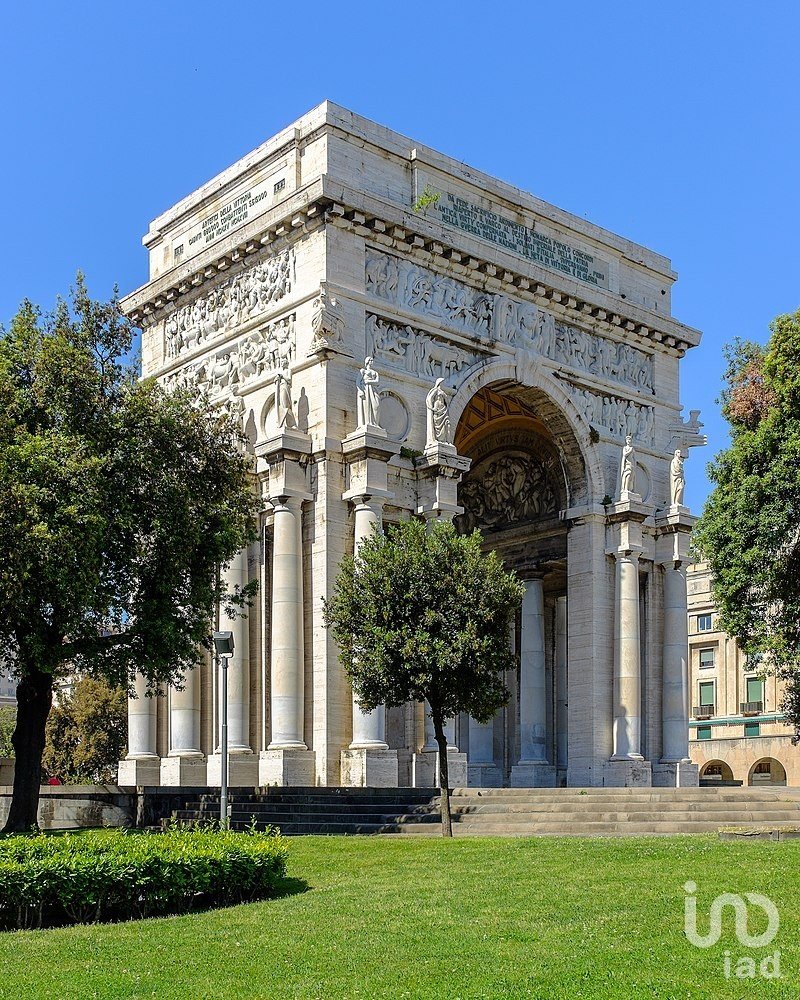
[3,668,53,834]
[432,711,452,838]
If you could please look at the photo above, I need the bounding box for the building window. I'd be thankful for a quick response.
[697,614,713,632]
[699,648,715,670]
[746,677,764,703]
[699,681,715,707]
[745,722,761,738]
[696,725,712,740]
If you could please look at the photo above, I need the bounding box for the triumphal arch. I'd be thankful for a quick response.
[118,102,706,790]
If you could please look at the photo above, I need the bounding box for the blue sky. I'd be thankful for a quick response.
[2,1,798,513]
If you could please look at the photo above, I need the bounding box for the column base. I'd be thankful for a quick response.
[207,752,259,788]
[603,758,652,787]
[258,748,316,786]
[411,750,468,788]
[341,748,399,787]
[118,757,161,787]
[652,760,699,787]
[467,761,504,787]
[510,761,557,787]
[160,756,207,786]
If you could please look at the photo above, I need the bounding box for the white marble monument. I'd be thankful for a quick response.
[118,102,705,790]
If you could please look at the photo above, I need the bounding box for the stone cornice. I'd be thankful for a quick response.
[122,180,700,360]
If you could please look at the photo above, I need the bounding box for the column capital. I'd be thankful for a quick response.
[414,447,470,520]
[269,494,306,514]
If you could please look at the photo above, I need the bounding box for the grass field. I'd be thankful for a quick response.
[0,834,798,999]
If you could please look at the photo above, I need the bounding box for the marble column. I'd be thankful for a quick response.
[341,497,399,786]
[611,552,643,761]
[511,578,555,786]
[349,499,388,750]
[118,673,160,786]
[259,495,315,785]
[467,715,502,787]
[653,561,699,786]
[555,595,568,774]
[160,665,207,785]
[208,547,258,787]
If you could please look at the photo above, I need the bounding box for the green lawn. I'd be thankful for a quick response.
[0,835,798,999]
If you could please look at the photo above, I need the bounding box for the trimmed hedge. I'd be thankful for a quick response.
[0,826,288,929]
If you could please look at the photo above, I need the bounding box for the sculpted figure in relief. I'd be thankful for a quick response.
[310,282,346,353]
[357,356,381,429]
[425,378,453,448]
[670,449,685,506]
[620,435,637,496]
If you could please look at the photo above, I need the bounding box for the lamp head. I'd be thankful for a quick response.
[212,631,235,657]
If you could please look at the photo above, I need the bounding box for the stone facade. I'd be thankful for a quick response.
[688,562,798,786]
[118,102,706,789]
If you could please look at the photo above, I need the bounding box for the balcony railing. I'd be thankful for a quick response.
[693,705,715,719]
[740,701,764,716]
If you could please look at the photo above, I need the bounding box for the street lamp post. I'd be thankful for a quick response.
[213,631,235,829]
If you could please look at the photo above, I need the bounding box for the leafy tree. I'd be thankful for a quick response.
[694,309,800,732]
[323,518,523,836]
[42,677,127,784]
[0,277,258,832]
[0,706,15,759]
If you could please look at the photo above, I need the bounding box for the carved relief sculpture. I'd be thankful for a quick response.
[309,281,346,354]
[670,449,686,506]
[366,313,485,385]
[164,249,294,358]
[425,378,454,448]
[458,453,559,533]
[365,248,654,391]
[356,356,382,430]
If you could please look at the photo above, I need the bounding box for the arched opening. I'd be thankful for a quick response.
[700,760,734,783]
[749,758,787,786]
[453,381,588,787]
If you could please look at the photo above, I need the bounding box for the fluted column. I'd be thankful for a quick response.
[519,578,547,764]
[168,668,202,757]
[350,498,388,749]
[662,562,690,762]
[269,496,306,749]
[220,547,252,753]
[126,672,157,759]
[555,595,568,771]
[611,551,643,759]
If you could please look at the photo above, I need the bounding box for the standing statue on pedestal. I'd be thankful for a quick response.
[670,449,685,506]
[425,377,453,448]
[356,356,381,429]
[620,434,637,496]
[275,370,296,430]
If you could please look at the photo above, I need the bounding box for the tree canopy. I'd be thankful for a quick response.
[323,518,523,834]
[694,308,800,731]
[0,277,259,830]
[42,678,127,785]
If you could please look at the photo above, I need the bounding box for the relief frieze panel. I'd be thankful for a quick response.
[365,248,653,392]
[165,249,294,358]
[566,381,656,446]
[457,451,560,534]
[161,313,295,401]
[366,313,486,385]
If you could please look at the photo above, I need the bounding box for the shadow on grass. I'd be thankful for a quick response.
[267,876,311,903]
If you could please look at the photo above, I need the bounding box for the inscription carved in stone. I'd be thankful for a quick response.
[165,249,294,358]
[365,249,653,391]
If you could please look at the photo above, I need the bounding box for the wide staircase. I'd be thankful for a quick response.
[171,785,800,837]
